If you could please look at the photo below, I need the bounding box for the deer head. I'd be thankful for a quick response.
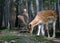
[27,24,32,33]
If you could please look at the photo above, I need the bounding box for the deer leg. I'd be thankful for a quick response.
[46,23,50,38]
[52,21,56,38]
[37,24,42,36]
[41,24,45,36]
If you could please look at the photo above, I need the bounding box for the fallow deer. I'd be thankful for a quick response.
[17,9,29,25]
[27,10,58,38]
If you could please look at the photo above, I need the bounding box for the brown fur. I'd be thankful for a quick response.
[28,10,58,34]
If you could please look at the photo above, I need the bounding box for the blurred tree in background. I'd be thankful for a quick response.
[0,0,59,31]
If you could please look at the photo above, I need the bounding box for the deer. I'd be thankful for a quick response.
[27,10,58,38]
[17,8,29,26]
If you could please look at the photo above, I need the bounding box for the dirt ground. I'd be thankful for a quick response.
[53,38,60,43]
[0,30,60,43]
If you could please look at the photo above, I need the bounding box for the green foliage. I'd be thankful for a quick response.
[0,34,47,41]
[0,0,4,4]
[50,0,57,3]
[0,35,17,41]
[1,29,12,33]
[45,0,57,5]
[30,35,47,41]
[31,0,58,7]
[0,35,59,43]
[50,0,57,4]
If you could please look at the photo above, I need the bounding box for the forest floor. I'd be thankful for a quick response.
[0,29,60,43]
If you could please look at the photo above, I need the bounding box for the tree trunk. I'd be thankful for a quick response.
[36,0,39,12]
[58,0,60,29]
[26,0,33,22]
[0,0,4,27]
[3,0,12,29]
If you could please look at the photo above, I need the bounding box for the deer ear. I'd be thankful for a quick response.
[27,24,32,33]
[30,24,31,27]
[29,24,31,28]
[27,24,31,31]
